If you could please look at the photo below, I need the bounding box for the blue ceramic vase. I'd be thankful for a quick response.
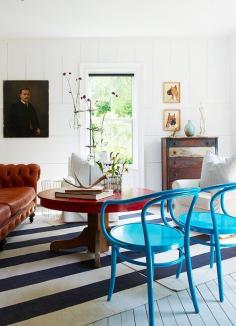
[184,120,195,137]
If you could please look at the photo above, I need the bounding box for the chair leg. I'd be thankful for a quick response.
[29,213,35,223]
[210,235,214,268]
[0,239,6,251]
[146,250,155,326]
[108,246,117,301]
[214,236,224,302]
[184,239,199,313]
[152,253,155,281]
[176,248,183,279]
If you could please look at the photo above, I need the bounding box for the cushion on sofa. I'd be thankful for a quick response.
[0,204,11,225]
[200,151,236,188]
[174,191,212,211]
[0,187,36,215]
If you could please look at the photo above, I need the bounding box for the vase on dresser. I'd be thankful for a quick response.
[184,120,195,137]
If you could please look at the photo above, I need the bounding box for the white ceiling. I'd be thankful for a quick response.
[0,0,236,38]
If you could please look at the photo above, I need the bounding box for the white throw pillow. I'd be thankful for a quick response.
[70,153,102,187]
[200,151,236,188]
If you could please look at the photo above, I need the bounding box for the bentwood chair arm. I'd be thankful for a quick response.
[100,187,200,247]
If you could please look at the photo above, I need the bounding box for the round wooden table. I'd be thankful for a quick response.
[38,187,154,267]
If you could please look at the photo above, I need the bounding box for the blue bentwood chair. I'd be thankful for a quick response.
[171,182,236,303]
[100,188,200,326]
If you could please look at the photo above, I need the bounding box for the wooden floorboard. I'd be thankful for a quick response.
[207,280,236,325]
[168,293,191,326]
[157,296,178,326]
[192,287,218,326]
[87,273,236,326]
[177,290,205,326]
[121,310,135,326]
[108,314,122,326]
[133,305,149,326]
[145,302,164,326]
[197,283,233,326]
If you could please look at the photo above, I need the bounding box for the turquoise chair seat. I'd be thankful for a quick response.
[179,211,236,234]
[110,223,184,251]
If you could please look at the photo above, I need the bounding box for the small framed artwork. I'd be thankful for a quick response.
[163,82,180,103]
[163,109,181,131]
[3,80,49,138]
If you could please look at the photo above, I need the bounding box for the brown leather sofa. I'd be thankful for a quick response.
[0,164,40,249]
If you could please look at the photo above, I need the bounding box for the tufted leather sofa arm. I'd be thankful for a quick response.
[0,164,41,192]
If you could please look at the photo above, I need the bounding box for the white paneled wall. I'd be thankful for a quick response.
[230,35,236,153]
[0,37,232,190]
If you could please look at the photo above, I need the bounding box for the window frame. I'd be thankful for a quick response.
[79,64,144,185]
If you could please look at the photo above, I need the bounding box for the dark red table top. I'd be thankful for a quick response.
[38,187,155,214]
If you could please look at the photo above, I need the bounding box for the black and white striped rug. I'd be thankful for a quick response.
[1,211,236,326]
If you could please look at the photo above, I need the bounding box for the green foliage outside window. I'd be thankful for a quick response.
[90,75,133,163]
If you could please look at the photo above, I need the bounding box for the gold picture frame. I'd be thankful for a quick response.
[163,82,180,103]
[163,109,181,131]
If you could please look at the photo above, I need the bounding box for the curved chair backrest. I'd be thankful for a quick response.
[167,182,236,227]
[163,189,200,228]
[202,182,236,217]
[140,188,199,251]
[100,187,200,246]
[206,184,236,238]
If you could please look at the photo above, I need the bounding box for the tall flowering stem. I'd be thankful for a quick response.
[63,72,83,129]
[80,95,97,163]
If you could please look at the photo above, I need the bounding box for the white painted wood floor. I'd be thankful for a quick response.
[87,272,236,326]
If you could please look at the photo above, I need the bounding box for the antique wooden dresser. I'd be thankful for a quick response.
[161,137,218,190]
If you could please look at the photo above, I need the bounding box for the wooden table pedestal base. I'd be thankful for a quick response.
[50,213,109,268]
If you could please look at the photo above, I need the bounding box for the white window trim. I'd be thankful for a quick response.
[79,63,144,187]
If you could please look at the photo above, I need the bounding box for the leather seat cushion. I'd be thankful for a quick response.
[0,204,11,225]
[0,187,36,215]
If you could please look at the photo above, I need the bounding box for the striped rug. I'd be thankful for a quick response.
[1,209,236,326]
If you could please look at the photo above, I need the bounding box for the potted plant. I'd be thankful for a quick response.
[96,152,128,192]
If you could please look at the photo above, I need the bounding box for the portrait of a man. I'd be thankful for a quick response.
[3,80,49,138]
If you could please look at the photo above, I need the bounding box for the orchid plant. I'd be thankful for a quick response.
[96,152,128,178]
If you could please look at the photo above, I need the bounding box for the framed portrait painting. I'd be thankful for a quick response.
[163,82,180,103]
[163,109,181,131]
[3,80,49,138]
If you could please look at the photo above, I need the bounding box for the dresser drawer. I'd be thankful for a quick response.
[168,157,203,168]
[167,138,217,148]
[169,147,215,157]
[169,167,202,181]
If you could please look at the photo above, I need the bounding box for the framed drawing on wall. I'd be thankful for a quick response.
[3,80,49,138]
[163,81,180,103]
[163,109,181,131]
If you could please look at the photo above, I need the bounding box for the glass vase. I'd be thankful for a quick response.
[104,176,122,193]
[184,120,195,137]
[69,111,81,130]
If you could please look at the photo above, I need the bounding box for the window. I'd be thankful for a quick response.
[89,74,134,163]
